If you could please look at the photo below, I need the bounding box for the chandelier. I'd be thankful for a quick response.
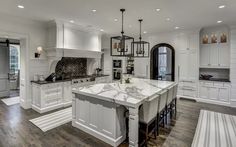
[132,19,150,57]
[110,9,134,57]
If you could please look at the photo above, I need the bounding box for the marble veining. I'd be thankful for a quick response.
[72,78,175,107]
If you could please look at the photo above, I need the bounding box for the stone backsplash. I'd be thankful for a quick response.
[55,57,87,79]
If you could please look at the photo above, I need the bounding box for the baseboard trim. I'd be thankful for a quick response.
[179,96,231,107]
[32,103,65,113]
[72,121,125,147]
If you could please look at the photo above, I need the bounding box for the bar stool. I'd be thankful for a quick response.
[156,90,168,135]
[139,95,160,146]
[165,85,174,123]
[171,83,178,118]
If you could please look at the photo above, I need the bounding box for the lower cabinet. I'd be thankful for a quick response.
[178,80,197,98]
[72,94,126,146]
[199,81,231,103]
[63,81,72,106]
[32,82,72,113]
[32,76,110,113]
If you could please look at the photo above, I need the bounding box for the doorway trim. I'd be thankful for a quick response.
[0,30,31,109]
[150,43,175,81]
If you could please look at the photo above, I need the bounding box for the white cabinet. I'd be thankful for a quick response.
[209,45,219,67]
[199,81,231,103]
[72,94,126,146]
[218,44,230,67]
[209,87,218,100]
[32,82,65,113]
[218,87,230,102]
[200,44,230,68]
[32,81,72,113]
[178,45,198,98]
[200,47,210,67]
[63,81,72,106]
[199,86,208,99]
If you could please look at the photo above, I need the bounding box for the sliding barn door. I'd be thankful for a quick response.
[0,43,10,97]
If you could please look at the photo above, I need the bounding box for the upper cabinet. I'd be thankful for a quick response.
[200,26,230,68]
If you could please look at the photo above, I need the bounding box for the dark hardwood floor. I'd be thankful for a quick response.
[0,98,236,147]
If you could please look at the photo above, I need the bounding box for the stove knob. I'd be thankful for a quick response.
[80,80,83,83]
[86,79,89,82]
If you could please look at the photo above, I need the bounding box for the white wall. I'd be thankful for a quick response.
[230,26,236,107]
[0,13,48,109]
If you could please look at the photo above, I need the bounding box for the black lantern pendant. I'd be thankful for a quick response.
[132,19,150,57]
[110,9,134,57]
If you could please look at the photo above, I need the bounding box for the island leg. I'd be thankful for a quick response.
[128,107,139,147]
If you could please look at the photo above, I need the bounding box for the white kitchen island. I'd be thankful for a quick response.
[72,78,176,147]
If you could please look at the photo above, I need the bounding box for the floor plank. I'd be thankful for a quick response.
[0,98,236,147]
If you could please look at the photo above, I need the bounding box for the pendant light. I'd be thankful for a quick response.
[110,9,134,57]
[132,19,150,57]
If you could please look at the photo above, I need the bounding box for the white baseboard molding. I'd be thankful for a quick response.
[32,103,65,113]
[196,98,230,107]
[32,101,72,114]
[178,95,231,107]
[63,101,72,107]
[72,121,125,147]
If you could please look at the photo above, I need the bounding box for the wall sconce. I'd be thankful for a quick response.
[35,46,43,58]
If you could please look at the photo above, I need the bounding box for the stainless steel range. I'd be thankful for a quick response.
[71,76,95,88]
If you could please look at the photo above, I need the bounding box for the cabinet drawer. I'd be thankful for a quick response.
[214,82,224,87]
[204,82,213,86]
[183,89,196,97]
[224,83,231,87]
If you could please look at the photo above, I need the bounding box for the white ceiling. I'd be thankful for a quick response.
[0,0,236,35]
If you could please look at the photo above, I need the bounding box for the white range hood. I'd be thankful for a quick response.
[45,20,103,72]
[46,48,102,59]
[45,20,102,60]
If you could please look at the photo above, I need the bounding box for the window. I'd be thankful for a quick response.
[9,44,20,74]
[158,47,167,79]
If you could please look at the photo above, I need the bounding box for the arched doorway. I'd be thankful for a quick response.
[150,43,175,81]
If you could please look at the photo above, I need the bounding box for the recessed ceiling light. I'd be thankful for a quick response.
[143,31,147,34]
[156,8,161,12]
[114,19,118,22]
[218,5,225,9]
[175,26,180,29]
[17,5,24,9]
[100,29,104,32]
[166,18,170,21]
[70,20,75,23]
[129,25,132,28]
[217,20,222,23]
[92,9,97,12]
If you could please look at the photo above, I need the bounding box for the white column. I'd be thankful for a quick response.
[128,107,139,147]
[72,93,76,120]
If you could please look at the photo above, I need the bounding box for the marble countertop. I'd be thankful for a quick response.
[72,78,176,108]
